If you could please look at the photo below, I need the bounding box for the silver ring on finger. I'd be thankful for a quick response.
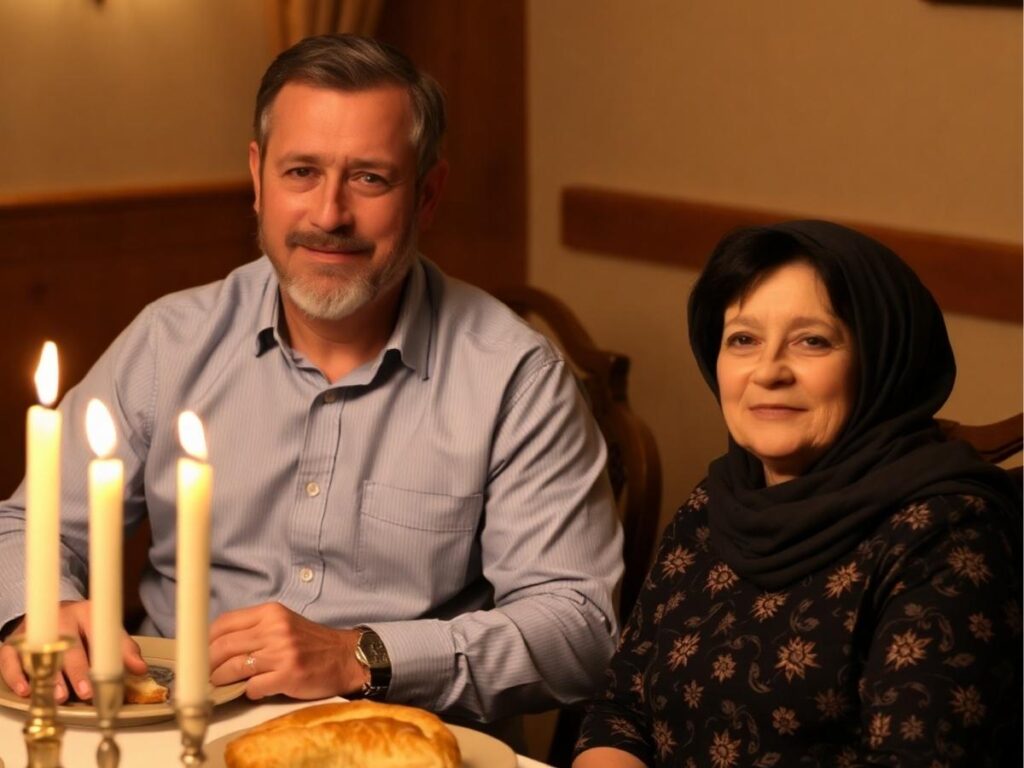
[244,652,257,675]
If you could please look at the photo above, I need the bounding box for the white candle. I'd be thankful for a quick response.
[26,341,61,646]
[86,399,124,677]
[175,411,212,706]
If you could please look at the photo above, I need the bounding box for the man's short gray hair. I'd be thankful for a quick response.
[254,34,446,182]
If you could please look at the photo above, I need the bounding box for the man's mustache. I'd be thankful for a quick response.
[285,230,374,253]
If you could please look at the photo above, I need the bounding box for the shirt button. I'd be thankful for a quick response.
[306,481,320,497]
[299,567,314,583]
[323,391,337,404]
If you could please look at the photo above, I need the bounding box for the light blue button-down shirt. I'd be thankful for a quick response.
[0,256,622,721]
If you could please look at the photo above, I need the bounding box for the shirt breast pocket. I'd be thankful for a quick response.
[356,481,483,608]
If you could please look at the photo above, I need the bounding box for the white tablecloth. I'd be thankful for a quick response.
[0,696,552,767]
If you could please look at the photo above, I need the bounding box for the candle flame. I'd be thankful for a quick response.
[177,411,208,461]
[34,341,59,407]
[85,399,117,458]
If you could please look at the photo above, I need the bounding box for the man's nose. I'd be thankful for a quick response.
[310,182,354,231]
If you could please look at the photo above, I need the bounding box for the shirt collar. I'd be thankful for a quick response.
[252,256,434,382]
[254,259,283,356]
[379,256,432,381]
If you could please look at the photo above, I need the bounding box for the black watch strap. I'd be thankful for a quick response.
[354,627,391,699]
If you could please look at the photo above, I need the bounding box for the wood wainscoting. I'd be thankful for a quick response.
[0,182,260,498]
[562,185,1023,323]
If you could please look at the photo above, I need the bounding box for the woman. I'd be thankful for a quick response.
[573,221,1020,767]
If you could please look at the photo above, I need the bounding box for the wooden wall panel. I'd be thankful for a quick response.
[562,185,1023,323]
[376,0,527,289]
[0,184,259,497]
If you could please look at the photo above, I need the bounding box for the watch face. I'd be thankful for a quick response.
[359,631,390,668]
[356,629,391,698]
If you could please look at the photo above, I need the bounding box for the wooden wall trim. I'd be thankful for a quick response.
[0,179,252,212]
[562,185,1023,323]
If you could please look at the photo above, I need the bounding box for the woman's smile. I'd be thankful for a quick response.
[748,404,806,418]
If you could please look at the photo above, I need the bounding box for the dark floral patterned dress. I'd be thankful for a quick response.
[577,484,1020,767]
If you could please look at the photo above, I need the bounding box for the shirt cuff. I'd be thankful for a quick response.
[363,619,454,710]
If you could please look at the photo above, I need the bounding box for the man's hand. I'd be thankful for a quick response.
[0,600,148,703]
[209,602,369,700]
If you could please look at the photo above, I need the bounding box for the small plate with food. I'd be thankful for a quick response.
[0,636,247,727]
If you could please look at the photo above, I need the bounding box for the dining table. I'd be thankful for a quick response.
[0,695,554,767]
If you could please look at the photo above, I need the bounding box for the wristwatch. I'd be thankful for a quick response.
[354,627,391,699]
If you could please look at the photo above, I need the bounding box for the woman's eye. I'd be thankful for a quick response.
[798,335,833,350]
[725,333,757,348]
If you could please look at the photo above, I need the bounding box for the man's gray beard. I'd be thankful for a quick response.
[282,264,376,321]
[262,227,417,322]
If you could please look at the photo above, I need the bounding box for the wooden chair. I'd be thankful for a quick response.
[938,413,1023,465]
[494,285,663,767]
[938,413,1023,487]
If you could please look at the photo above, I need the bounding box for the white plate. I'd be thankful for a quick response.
[0,635,246,727]
[205,722,517,768]
[449,725,518,768]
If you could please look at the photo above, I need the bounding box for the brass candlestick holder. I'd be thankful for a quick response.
[89,672,124,768]
[174,700,212,766]
[10,635,73,768]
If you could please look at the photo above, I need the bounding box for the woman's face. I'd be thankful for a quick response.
[716,261,857,485]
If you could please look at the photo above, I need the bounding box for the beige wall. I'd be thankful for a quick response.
[528,0,1023,530]
[0,1,268,196]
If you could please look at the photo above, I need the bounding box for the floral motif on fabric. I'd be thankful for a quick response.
[824,562,862,598]
[775,637,820,681]
[885,629,931,670]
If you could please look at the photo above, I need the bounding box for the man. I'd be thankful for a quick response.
[0,35,622,724]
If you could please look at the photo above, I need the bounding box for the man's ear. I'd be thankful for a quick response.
[416,159,449,231]
[248,141,262,213]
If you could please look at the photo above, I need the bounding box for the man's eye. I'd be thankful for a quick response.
[354,172,388,186]
[285,167,314,179]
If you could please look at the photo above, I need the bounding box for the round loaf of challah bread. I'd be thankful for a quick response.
[224,700,461,768]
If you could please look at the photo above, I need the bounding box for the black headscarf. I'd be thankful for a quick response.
[688,220,1020,590]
